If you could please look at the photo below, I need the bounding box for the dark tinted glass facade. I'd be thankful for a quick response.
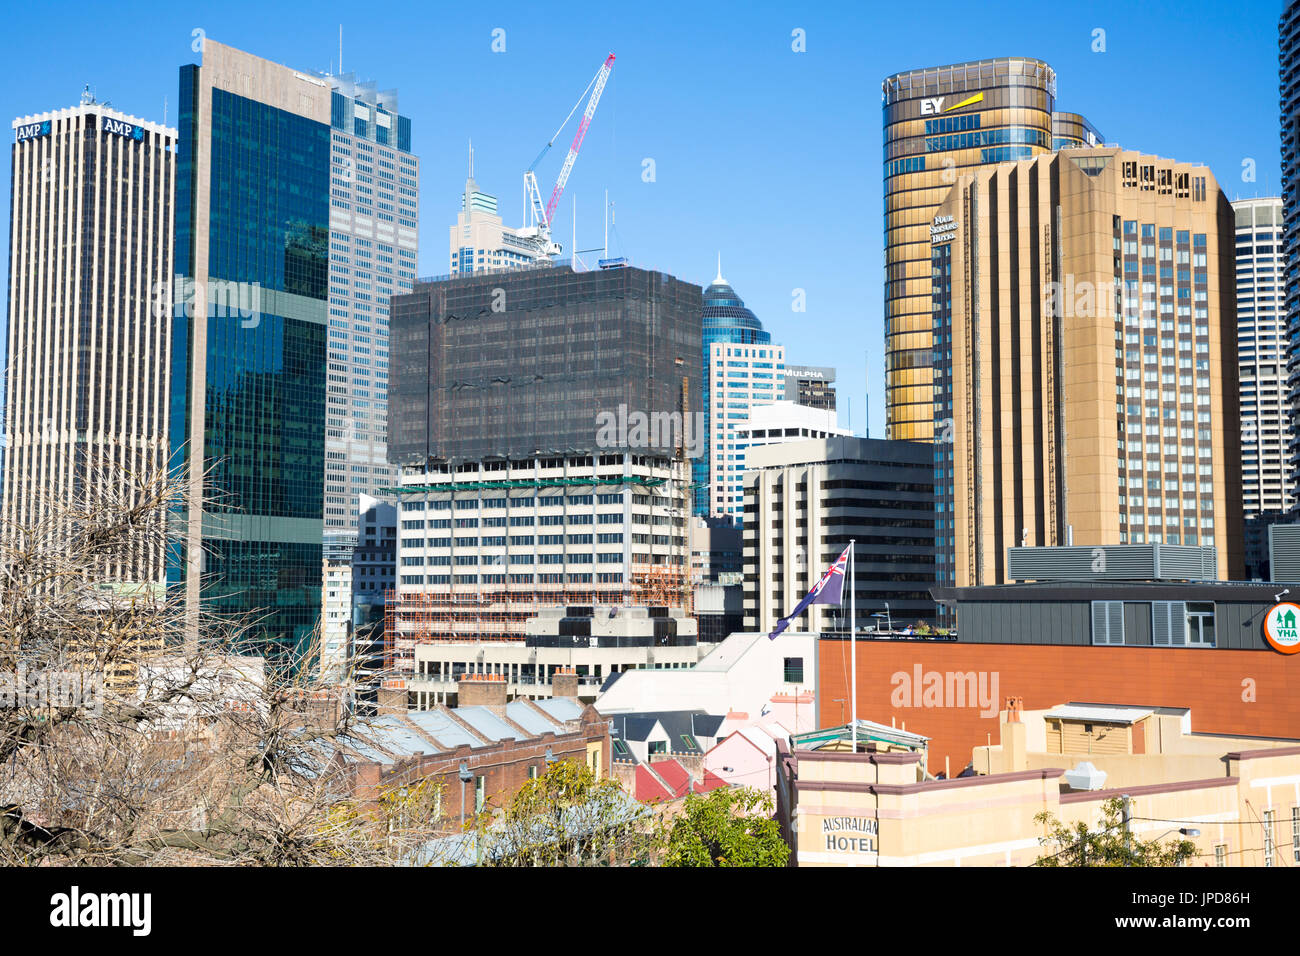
[1282,2,1300,499]
[171,66,330,664]
[389,265,702,465]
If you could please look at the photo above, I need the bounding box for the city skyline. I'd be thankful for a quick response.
[0,0,1286,440]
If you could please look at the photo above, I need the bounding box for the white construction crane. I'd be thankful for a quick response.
[521,53,616,259]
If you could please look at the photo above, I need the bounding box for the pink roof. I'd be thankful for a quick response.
[634,765,673,803]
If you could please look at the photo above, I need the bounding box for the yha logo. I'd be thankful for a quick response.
[1264,601,1300,655]
[49,886,151,936]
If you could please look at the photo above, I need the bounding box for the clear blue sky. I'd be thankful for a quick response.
[0,0,1286,438]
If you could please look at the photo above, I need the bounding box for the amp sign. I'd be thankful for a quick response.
[16,120,51,142]
[102,117,144,141]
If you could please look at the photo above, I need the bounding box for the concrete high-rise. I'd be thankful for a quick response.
[3,99,175,584]
[1232,198,1290,577]
[386,262,701,649]
[323,73,418,543]
[171,41,331,660]
[882,57,1101,441]
[742,437,935,634]
[448,149,545,275]
[931,148,1243,591]
[782,365,837,411]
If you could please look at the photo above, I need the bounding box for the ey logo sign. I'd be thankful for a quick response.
[1264,601,1300,654]
[920,92,984,115]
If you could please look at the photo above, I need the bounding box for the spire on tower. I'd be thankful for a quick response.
[714,252,725,286]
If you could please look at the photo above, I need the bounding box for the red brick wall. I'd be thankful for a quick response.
[818,641,1300,776]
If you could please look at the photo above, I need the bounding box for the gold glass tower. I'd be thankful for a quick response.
[882,57,1100,440]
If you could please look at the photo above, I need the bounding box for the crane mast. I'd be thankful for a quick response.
[522,53,615,259]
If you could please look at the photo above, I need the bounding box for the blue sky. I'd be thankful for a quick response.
[0,0,1286,438]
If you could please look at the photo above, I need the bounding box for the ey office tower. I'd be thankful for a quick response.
[171,41,331,658]
[323,74,419,544]
[882,57,1101,440]
[1231,198,1290,578]
[930,148,1244,589]
[3,99,175,584]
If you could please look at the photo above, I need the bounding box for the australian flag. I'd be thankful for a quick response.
[768,544,851,640]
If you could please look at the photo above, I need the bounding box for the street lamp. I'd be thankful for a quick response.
[458,761,473,829]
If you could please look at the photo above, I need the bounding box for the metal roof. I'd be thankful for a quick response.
[534,697,583,723]
[366,715,441,757]
[505,700,564,736]
[1043,704,1154,725]
[454,705,522,742]
[406,710,484,750]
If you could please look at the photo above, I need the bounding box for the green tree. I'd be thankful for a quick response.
[1033,797,1196,867]
[663,786,789,867]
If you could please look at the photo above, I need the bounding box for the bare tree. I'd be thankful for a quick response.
[0,460,442,866]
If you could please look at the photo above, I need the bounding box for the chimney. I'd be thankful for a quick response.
[552,666,579,699]
[457,672,508,708]
[1001,696,1027,772]
[377,679,408,716]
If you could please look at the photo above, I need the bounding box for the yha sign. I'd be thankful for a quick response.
[1263,601,1300,655]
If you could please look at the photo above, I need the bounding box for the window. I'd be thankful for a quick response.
[784,657,805,682]
[1186,602,1215,647]
[647,740,667,756]
[475,775,485,813]
[612,739,628,755]
[1292,807,1300,863]
[1151,601,1188,646]
[681,735,697,751]
[1214,844,1226,867]
[1264,810,1275,867]
[1091,601,1125,645]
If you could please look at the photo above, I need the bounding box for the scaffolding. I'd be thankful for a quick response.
[383,562,690,675]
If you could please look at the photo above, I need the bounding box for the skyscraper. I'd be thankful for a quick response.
[697,263,770,516]
[882,57,1101,441]
[1233,198,1291,577]
[931,148,1243,589]
[323,73,419,543]
[171,40,331,658]
[448,149,545,275]
[3,98,175,584]
[782,365,837,411]
[707,340,785,522]
[1282,2,1300,515]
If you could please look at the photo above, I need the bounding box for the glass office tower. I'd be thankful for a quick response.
[696,264,771,516]
[882,57,1101,441]
[171,40,331,662]
[1282,1,1300,509]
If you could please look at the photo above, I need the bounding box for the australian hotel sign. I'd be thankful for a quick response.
[820,815,878,854]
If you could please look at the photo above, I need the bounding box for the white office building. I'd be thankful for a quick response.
[1233,198,1291,576]
[324,73,418,540]
[708,342,785,521]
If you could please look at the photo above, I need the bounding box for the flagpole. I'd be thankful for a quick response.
[849,539,856,752]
